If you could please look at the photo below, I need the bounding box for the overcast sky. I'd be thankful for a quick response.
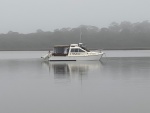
[0,0,150,33]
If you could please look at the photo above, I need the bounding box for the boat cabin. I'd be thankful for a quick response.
[53,45,70,56]
[52,43,90,56]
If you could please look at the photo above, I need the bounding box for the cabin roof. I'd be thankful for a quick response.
[54,45,69,48]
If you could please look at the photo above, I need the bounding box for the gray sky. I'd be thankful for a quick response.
[0,0,150,33]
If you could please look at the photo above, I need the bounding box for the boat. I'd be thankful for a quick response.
[41,43,104,61]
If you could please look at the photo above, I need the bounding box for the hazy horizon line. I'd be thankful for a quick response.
[0,20,149,34]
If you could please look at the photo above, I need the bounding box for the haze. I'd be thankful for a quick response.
[0,0,149,33]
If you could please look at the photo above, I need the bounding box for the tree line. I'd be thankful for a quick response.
[0,20,150,50]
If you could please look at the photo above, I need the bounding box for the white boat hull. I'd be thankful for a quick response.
[48,54,103,61]
[41,43,104,61]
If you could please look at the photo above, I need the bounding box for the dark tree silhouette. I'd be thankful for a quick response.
[0,20,150,50]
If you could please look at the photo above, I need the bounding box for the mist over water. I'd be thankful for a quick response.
[0,51,150,113]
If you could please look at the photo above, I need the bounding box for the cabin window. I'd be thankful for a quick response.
[71,49,75,52]
[71,49,79,52]
[75,49,79,52]
[71,49,78,52]
[71,48,85,52]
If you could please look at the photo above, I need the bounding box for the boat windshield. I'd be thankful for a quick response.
[79,44,90,52]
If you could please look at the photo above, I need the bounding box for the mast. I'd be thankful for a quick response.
[79,28,82,43]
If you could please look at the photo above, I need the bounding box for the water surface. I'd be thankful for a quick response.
[0,51,150,113]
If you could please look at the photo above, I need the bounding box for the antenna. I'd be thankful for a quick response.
[79,28,82,43]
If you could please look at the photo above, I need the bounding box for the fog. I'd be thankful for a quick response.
[0,0,150,33]
[0,21,150,50]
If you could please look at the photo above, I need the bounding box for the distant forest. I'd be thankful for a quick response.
[0,20,150,50]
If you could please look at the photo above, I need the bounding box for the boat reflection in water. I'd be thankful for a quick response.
[42,61,102,79]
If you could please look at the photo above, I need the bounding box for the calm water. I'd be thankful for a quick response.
[0,51,150,113]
